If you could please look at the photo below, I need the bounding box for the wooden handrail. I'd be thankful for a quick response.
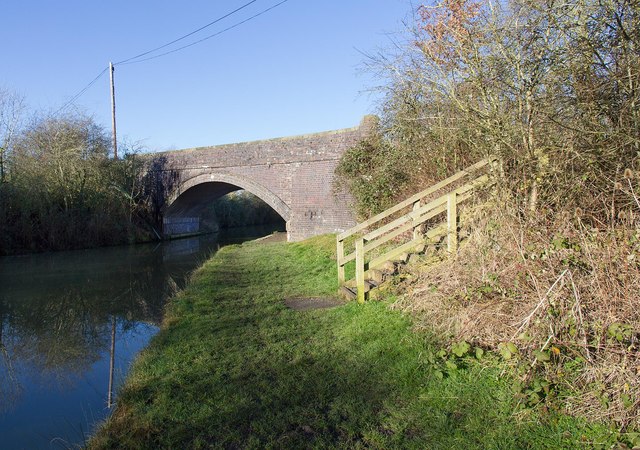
[337,158,493,301]
[337,158,491,241]
[363,176,485,242]
[337,174,487,266]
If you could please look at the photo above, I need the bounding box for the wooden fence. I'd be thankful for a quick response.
[337,158,493,303]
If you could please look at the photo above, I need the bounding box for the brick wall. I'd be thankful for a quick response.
[149,116,376,241]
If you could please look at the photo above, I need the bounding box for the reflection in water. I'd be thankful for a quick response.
[0,314,21,416]
[0,225,283,449]
[107,316,116,409]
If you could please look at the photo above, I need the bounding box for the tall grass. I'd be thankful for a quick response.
[393,185,640,428]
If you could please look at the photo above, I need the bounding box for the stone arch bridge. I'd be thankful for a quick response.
[145,116,374,241]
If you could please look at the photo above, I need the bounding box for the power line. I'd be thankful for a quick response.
[118,0,289,66]
[53,0,289,114]
[54,67,108,115]
[115,0,260,65]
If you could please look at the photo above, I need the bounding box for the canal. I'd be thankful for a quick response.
[0,225,283,449]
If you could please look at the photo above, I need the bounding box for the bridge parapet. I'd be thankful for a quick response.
[145,116,377,241]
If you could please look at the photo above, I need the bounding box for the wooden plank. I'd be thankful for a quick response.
[454,190,473,206]
[364,196,448,242]
[363,203,447,253]
[337,158,491,240]
[341,177,479,271]
[340,286,357,300]
[337,239,345,284]
[369,224,447,270]
[362,175,487,243]
[455,174,489,196]
[355,238,365,303]
[340,251,356,265]
[447,192,458,253]
[345,187,473,280]
[337,163,491,289]
[413,200,422,240]
[369,238,422,270]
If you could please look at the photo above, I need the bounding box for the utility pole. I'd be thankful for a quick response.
[109,62,118,159]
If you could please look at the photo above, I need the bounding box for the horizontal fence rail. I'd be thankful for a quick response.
[337,158,494,303]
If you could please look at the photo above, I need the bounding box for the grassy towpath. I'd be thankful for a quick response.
[91,235,614,449]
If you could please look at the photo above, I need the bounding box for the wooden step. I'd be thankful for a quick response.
[340,278,381,301]
[399,252,410,263]
[364,279,378,290]
[340,286,357,300]
[393,252,410,264]
[367,269,384,284]
[408,253,421,264]
[336,158,492,303]
[379,261,396,275]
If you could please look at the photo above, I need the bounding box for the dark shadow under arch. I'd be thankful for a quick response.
[163,173,290,235]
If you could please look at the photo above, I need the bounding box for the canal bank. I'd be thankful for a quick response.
[89,235,614,449]
[0,225,283,449]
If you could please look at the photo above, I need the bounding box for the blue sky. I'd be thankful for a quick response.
[2,0,414,151]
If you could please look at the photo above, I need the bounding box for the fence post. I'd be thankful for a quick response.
[337,238,345,284]
[355,237,365,303]
[447,192,458,253]
[413,200,423,240]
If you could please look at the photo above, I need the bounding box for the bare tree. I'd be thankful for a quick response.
[360,0,639,218]
[0,87,25,182]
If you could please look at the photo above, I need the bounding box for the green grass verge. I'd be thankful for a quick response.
[90,235,616,449]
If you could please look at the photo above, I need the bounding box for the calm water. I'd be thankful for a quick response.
[0,225,283,449]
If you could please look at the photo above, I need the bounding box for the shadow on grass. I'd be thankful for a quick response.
[91,238,616,449]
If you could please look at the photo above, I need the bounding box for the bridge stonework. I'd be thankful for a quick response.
[148,116,375,241]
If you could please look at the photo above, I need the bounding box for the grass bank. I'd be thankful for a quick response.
[90,235,615,449]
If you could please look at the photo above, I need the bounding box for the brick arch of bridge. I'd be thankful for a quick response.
[156,116,378,240]
[164,172,291,231]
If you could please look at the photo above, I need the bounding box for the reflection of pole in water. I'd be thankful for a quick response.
[107,315,116,408]
[0,313,22,412]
